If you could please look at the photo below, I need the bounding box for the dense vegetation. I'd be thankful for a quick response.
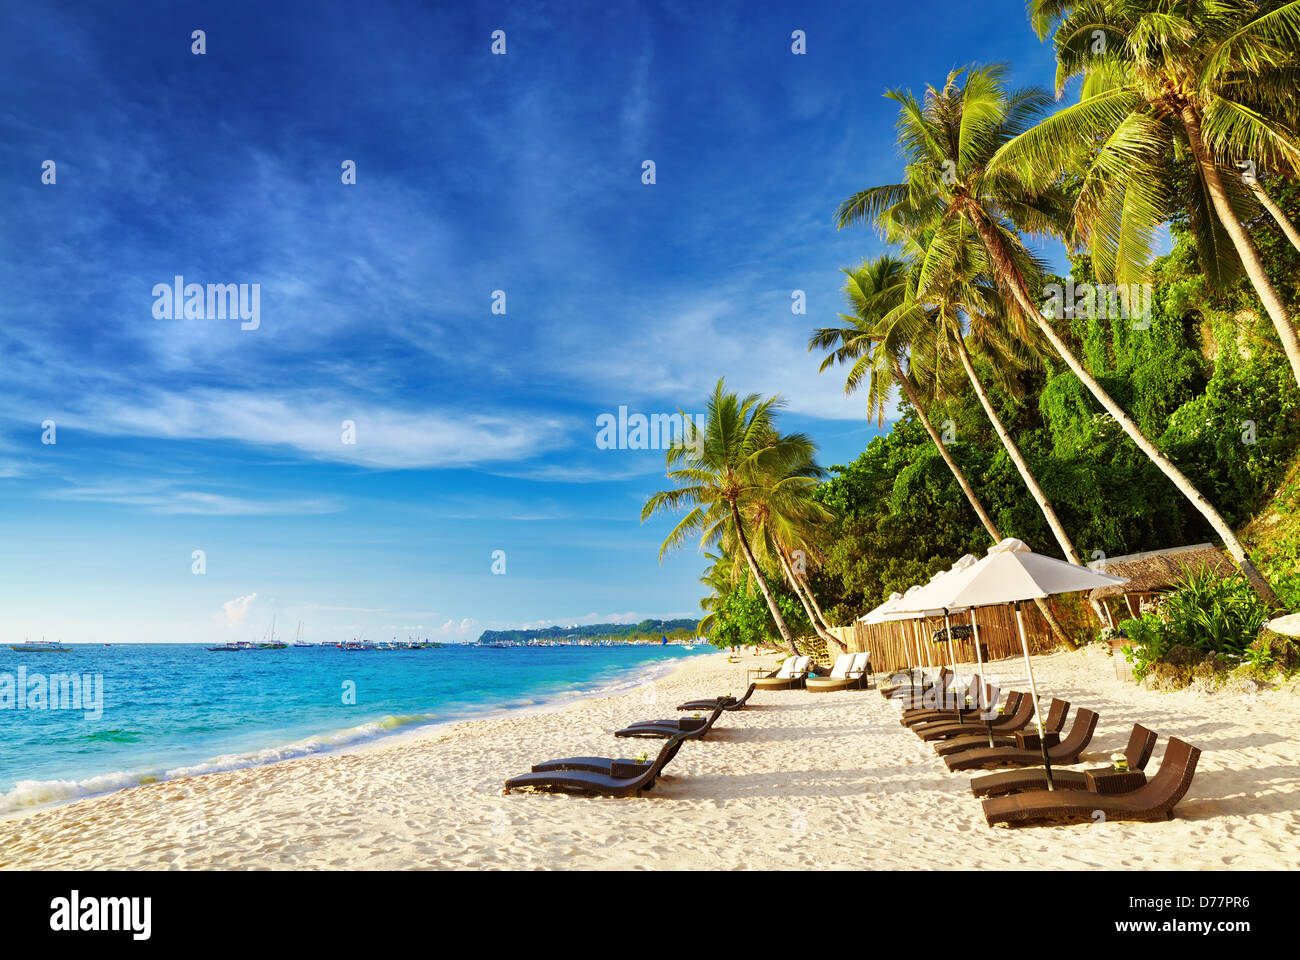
[642,2,1300,678]
[814,218,1300,627]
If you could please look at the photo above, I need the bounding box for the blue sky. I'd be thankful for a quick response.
[0,0,1066,643]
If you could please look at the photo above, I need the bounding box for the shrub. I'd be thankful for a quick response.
[1119,565,1273,683]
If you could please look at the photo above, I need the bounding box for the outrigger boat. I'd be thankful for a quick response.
[9,638,71,652]
[206,640,255,652]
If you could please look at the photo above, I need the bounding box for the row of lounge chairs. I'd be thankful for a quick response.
[502,685,760,796]
[502,655,877,797]
[887,667,1202,826]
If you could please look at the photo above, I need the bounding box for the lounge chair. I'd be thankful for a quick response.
[884,666,952,703]
[677,682,757,712]
[970,724,1158,798]
[805,652,873,692]
[614,701,728,739]
[930,698,1071,757]
[943,709,1098,771]
[753,655,812,690]
[910,691,1030,742]
[901,676,992,726]
[981,737,1201,827]
[503,732,689,797]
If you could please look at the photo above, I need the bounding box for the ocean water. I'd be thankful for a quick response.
[0,643,710,814]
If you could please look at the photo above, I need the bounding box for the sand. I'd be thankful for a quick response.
[1,647,1297,870]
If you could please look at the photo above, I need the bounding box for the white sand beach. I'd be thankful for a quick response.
[1,649,1298,870]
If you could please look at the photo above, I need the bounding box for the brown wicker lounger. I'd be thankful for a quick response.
[944,709,1098,771]
[888,667,953,705]
[981,737,1201,827]
[969,724,1158,798]
[880,666,950,700]
[901,678,996,726]
[503,732,690,797]
[615,701,728,739]
[677,682,757,712]
[931,698,1069,756]
[912,692,1032,742]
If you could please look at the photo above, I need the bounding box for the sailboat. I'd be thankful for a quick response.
[257,615,287,650]
[291,621,312,648]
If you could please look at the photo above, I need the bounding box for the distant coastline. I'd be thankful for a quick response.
[474,618,701,646]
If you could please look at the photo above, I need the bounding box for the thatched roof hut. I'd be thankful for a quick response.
[1087,543,1238,600]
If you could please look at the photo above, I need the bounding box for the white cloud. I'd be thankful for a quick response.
[221,593,258,627]
[51,389,572,469]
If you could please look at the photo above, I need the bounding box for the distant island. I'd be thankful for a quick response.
[475,619,701,646]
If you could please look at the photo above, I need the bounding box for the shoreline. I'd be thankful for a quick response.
[2,646,1297,870]
[0,648,708,821]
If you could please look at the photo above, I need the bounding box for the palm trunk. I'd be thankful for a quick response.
[895,361,1002,540]
[797,570,832,630]
[1245,178,1300,254]
[953,336,1084,566]
[895,360,1077,645]
[968,206,1284,610]
[731,502,799,656]
[779,551,846,655]
[1182,106,1300,389]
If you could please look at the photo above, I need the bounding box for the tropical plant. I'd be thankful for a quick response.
[1013,0,1300,383]
[837,63,1283,608]
[642,379,819,656]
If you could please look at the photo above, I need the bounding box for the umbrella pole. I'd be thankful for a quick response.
[969,608,994,748]
[944,611,962,723]
[1014,601,1054,790]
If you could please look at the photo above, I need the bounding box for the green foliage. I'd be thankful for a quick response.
[707,580,809,649]
[1118,566,1274,681]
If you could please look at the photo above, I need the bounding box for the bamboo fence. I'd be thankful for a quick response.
[828,602,1058,675]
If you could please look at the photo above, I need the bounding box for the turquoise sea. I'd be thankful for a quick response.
[0,643,710,814]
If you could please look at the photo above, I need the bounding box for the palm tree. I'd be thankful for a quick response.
[1008,0,1300,383]
[642,379,816,656]
[811,258,1003,542]
[811,254,1088,640]
[738,453,846,652]
[837,64,1283,608]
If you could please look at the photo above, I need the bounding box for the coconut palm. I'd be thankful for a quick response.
[642,379,816,656]
[738,454,845,652]
[811,254,1091,640]
[837,64,1282,608]
[1005,0,1300,382]
[811,257,1003,540]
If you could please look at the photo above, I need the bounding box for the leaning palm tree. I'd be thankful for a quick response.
[838,63,1282,608]
[811,254,1085,641]
[642,379,815,656]
[1007,0,1300,383]
[738,452,845,652]
[811,256,1003,540]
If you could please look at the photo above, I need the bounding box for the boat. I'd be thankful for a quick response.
[291,621,313,648]
[256,615,287,650]
[206,640,255,652]
[9,638,71,652]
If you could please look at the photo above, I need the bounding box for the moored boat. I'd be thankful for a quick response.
[9,639,71,652]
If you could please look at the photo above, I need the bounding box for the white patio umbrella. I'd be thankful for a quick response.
[897,556,978,713]
[931,538,1127,787]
